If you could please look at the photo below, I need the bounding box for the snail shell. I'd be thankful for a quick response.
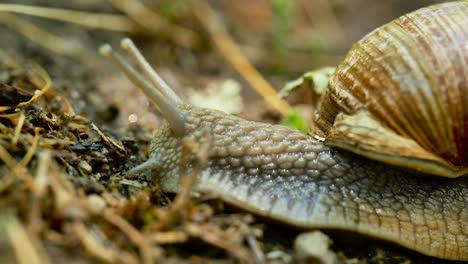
[100,1,468,261]
[315,1,468,178]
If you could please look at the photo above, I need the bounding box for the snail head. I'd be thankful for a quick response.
[99,38,213,192]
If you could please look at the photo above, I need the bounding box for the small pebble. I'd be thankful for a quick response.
[79,160,93,174]
[294,231,337,264]
[87,194,107,214]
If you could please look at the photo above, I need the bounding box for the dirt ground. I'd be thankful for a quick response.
[0,0,461,263]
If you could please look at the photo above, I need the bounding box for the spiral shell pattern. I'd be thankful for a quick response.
[316,1,468,177]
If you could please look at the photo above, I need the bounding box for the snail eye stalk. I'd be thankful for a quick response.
[120,38,182,104]
[99,41,186,137]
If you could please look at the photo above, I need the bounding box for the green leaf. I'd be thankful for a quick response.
[281,108,309,132]
[281,67,335,97]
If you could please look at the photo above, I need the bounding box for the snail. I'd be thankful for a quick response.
[99,1,467,261]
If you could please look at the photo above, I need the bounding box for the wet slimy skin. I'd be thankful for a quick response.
[149,105,467,261]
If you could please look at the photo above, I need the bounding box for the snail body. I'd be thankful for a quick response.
[151,105,467,261]
[100,1,467,261]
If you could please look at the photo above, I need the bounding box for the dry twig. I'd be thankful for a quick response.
[0,13,86,58]
[72,221,133,263]
[5,214,51,264]
[91,123,128,157]
[107,0,200,48]
[20,128,41,166]
[11,112,25,145]
[0,4,139,32]
[103,209,160,263]
[0,144,34,187]
[146,230,188,244]
[191,0,290,116]
[184,222,251,261]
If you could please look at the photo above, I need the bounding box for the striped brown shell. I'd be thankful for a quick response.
[315,1,468,178]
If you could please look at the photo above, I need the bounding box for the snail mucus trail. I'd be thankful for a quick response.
[99,22,466,263]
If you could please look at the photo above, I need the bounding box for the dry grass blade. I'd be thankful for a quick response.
[0,13,86,59]
[20,128,41,166]
[107,0,200,48]
[0,144,34,187]
[146,231,188,244]
[91,123,128,157]
[184,223,251,261]
[34,149,51,197]
[26,150,52,235]
[72,222,124,263]
[4,214,51,264]
[0,171,17,193]
[11,112,25,145]
[191,0,290,116]
[0,112,20,118]
[246,233,265,263]
[48,170,82,218]
[0,3,139,32]
[103,209,160,263]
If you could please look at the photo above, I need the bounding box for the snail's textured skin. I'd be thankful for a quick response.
[150,105,468,261]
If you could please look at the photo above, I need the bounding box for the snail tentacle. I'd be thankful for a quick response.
[99,44,186,136]
[120,38,182,104]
